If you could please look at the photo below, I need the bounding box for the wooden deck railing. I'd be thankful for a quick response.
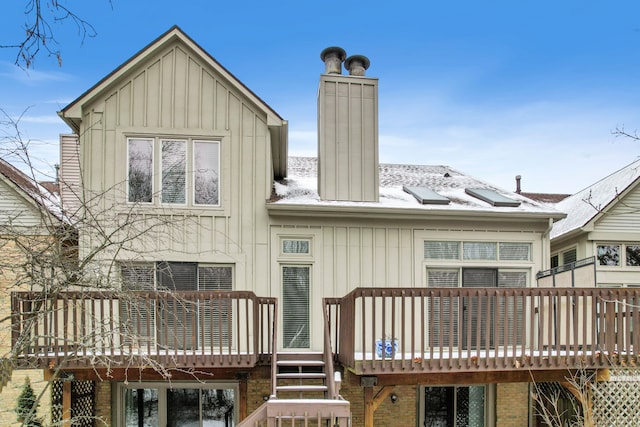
[324,287,640,375]
[11,290,277,370]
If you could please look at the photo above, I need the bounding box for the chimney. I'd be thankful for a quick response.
[515,175,522,194]
[318,48,379,202]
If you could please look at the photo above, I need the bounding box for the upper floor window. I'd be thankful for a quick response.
[127,137,220,206]
[597,243,640,267]
[597,244,620,266]
[424,240,531,262]
[562,248,577,265]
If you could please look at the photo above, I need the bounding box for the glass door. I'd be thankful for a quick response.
[123,384,236,427]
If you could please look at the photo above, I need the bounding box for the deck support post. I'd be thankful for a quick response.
[237,372,249,421]
[364,385,395,427]
[62,381,71,426]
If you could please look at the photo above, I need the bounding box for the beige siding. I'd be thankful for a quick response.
[594,186,640,233]
[271,219,546,351]
[0,180,43,227]
[59,134,81,216]
[76,40,272,298]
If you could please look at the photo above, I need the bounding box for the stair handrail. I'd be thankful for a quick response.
[323,297,338,399]
[269,297,278,399]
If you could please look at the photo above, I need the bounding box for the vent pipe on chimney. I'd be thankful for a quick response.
[345,55,370,76]
[320,47,347,75]
[515,175,522,194]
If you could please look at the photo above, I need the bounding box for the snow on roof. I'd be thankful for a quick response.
[0,159,65,222]
[550,158,640,239]
[272,157,562,216]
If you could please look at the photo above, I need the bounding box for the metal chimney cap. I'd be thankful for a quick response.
[320,47,347,75]
[320,46,347,62]
[345,54,370,76]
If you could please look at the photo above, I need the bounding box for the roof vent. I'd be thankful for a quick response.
[345,54,370,76]
[320,47,347,75]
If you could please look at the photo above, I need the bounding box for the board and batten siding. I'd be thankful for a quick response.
[270,220,547,350]
[75,40,272,292]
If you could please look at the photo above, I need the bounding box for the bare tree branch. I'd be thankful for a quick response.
[0,0,112,68]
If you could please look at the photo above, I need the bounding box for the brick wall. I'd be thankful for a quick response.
[0,371,50,427]
[94,380,112,426]
[0,236,53,427]
[496,382,530,426]
[327,372,416,427]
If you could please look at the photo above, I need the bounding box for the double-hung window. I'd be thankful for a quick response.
[127,137,220,206]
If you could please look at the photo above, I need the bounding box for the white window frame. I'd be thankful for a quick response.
[125,136,221,207]
[127,137,154,204]
[281,238,312,256]
[281,263,311,349]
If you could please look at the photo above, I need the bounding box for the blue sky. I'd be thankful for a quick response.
[1,0,640,193]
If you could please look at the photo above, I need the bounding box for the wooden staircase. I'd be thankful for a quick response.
[275,353,328,399]
[237,352,351,426]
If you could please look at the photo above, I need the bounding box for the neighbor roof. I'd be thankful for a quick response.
[269,157,564,220]
[0,159,63,221]
[550,158,640,239]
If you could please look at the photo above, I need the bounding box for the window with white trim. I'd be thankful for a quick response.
[597,243,640,267]
[127,137,220,206]
[282,265,310,349]
[282,239,310,255]
[424,241,531,262]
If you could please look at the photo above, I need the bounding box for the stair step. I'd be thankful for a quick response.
[277,372,326,379]
[277,360,325,367]
[276,385,328,392]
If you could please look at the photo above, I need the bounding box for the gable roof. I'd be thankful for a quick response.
[59,25,284,132]
[550,158,640,239]
[269,157,565,220]
[0,159,63,222]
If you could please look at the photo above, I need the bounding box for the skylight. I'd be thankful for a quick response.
[465,188,521,207]
[403,186,450,205]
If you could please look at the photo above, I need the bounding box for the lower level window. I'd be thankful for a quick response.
[122,383,236,427]
[421,385,493,427]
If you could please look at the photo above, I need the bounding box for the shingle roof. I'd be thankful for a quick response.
[272,157,563,216]
[520,192,571,204]
[550,158,640,239]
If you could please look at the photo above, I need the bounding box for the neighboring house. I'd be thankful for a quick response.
[0,159,64,426]
[548,158,640,287]
[9,26,640,427]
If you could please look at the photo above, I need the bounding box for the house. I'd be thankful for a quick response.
[547,158,640,288]
[0,158,65,426]
[9,26,640,426]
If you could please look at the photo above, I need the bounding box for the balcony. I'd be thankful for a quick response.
[11,290,276,370]
[324,287,640,376]
[11,286,640,377]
